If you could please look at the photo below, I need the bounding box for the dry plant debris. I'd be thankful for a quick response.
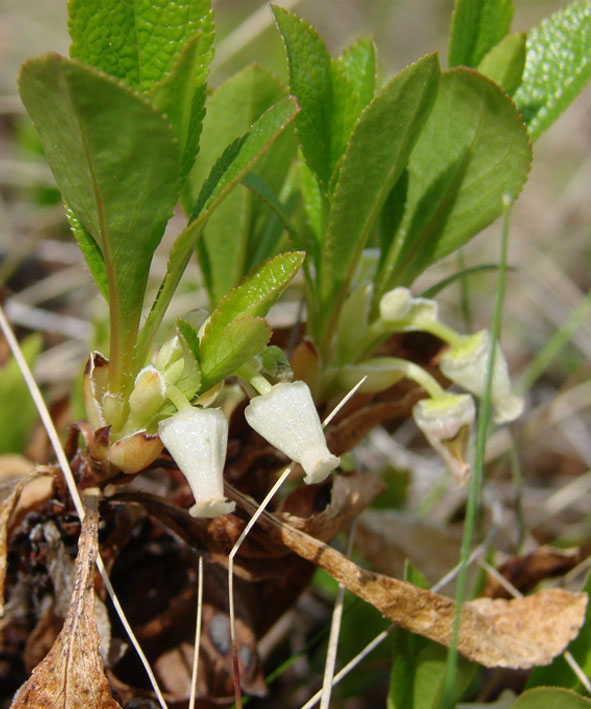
[10,490,122,708]
[231,486,588,670]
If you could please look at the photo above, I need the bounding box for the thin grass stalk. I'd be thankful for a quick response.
[319,521,357,709]
[0,304,169,709]
[189,555,204,709]
[440,196,512,708]
[517,290,591,392]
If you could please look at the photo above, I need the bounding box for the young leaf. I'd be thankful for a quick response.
[449,0,514,68]
[477,31,526,95]
[189,64,292,302]
[19,55,181,391]
[199,316,271,391]
[381,68,531,290]
[68,0,214,94]
[316,53,440,343]
[242,172,303,260]
[272,5,333,189]
[336,36,377,110]
[512,688,591,709]
[65,207,108,302]
[204,250,304,340]
[513,0,591,142]
[174,320,202,399]
[135,96,298,370]
[148,32,209,179]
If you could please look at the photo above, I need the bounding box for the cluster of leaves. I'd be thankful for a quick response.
[18,0,301,412]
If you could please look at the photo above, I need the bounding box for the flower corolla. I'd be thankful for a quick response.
[412,393,476,485]
[158,407,235,518]
[244,381,340,484]
[440,330,523,424]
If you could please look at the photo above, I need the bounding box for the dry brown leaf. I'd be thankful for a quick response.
[232,486,588,669]
[0,470,53,617]
[482,546,586,598]
[277,471,386,540]
[11,489,122,708]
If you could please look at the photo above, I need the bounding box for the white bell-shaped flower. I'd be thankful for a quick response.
[244,381,340,484]
[158,407,235,518]
[440,330,523,424]
[413,393,475,485]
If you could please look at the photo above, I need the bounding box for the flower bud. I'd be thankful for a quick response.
[158,408,235,518]
[128,366,166,419]
[440,330,523,424]
[412,393,475,485]
[379,287,438,329]
[244,381,340,484]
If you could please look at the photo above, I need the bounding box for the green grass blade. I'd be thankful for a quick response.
[441,198,512,709]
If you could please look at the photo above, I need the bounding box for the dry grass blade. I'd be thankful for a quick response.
[231,486,588,669]
[10,489,123,708]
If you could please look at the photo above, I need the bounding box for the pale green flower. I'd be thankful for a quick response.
[440,330,523,424]
[158,407,235,518]
[245,381,340,484]
[413,393,476,485]
[379,287,438,329]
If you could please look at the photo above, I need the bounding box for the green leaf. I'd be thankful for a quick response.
[336,36,377,110]
[204,251,304,342]
[174,320,202,400]
[298,157,323,262]
[513,0,591,142]
[526,573,591,693]
[0,335,42,454]
[19,55,181,391]
[449,0,514,68]
[316,53,440,342]
[68,0,214,93]
[272,5,333,190]
[513,688,591,709]
[477,31,526,95]
[148,32,209,179]
[65,206,108,302]
[242,172,303,261]
[199,316,271,391]
[189,64,292,302]
[135,96,298,370]
[383,68,531,289]
[378,169,409,274]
